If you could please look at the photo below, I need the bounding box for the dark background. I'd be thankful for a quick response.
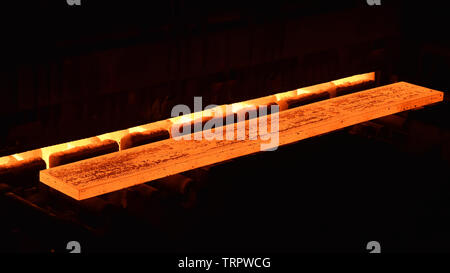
[0,0,411,154]
[1,0,450,253]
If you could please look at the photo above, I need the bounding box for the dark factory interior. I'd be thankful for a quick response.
[1,0,450,254]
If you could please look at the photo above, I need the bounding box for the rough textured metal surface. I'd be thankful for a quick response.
[40,82,444,200]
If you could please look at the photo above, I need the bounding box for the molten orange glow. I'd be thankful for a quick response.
[274,72,375,101]
[297,88,311,95]
[275,88,311,101]
[2,149,43,164]
[97,130,129,143]
[332,72,375,87]
[41,144,71,168]
[169,114,195,125]
[275,90,297,101]
[169,106,228,128]
[2,72,375,170]
[231,102,254,113]
[40,137,99,168]
[241,96,277,109]
[12,154,24,161]
[128,126,146,133]
[19,149,42,159]
[0,156,12,165]
[40,81,445,200]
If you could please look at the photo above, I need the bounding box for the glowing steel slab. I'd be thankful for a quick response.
[40,82,444,200]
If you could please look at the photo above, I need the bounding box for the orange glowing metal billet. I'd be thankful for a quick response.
[40,82,443,200]
[0,72,374,168]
